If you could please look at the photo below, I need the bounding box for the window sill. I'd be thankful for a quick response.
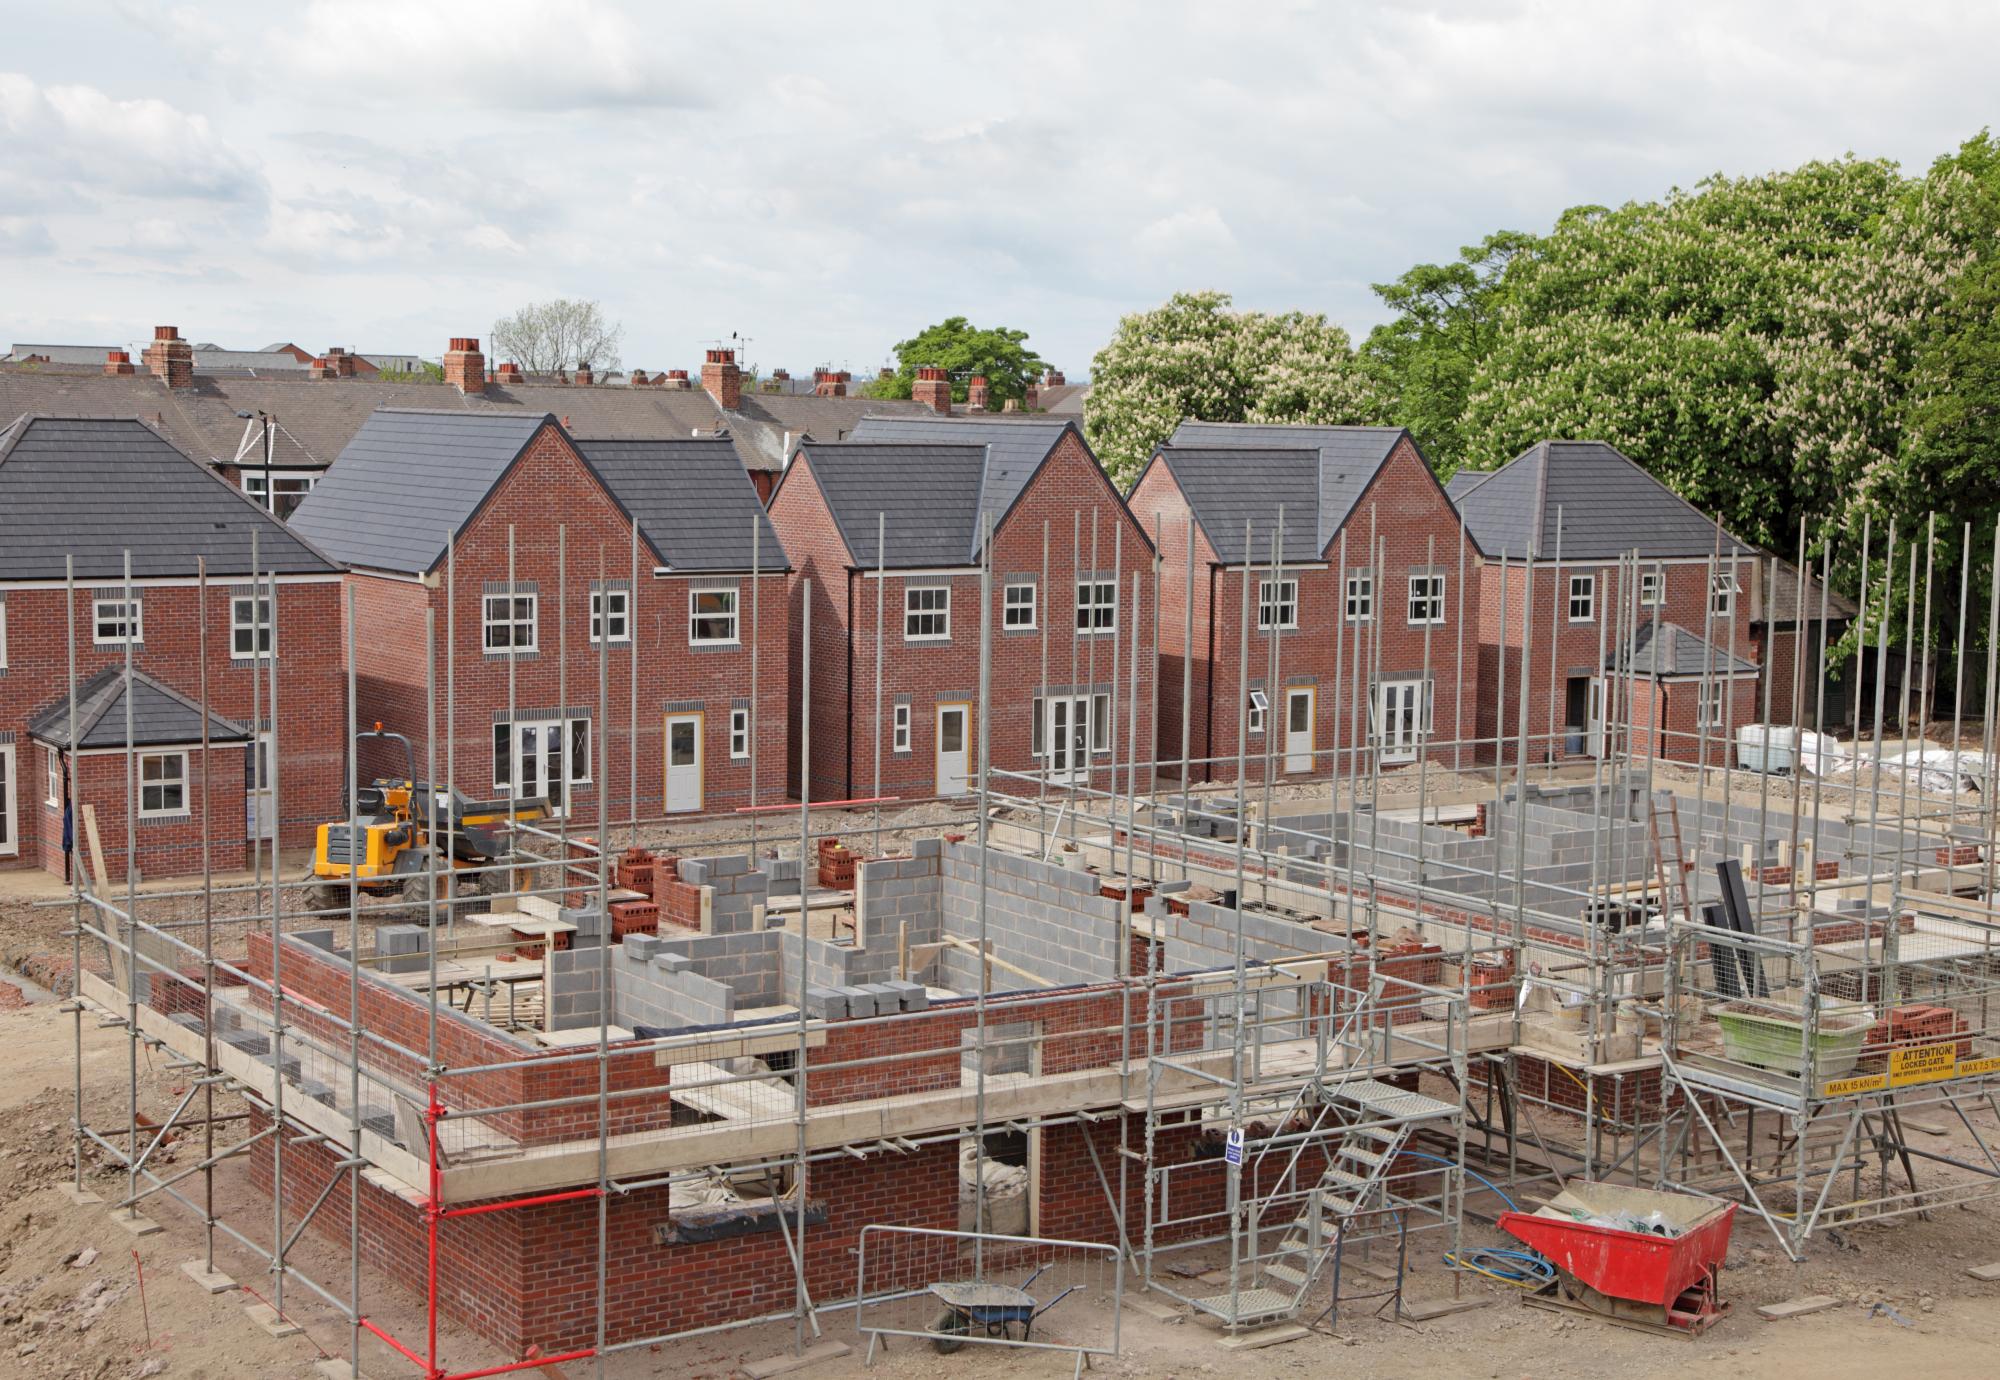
[903,634,951,643]
[688,639,743,650]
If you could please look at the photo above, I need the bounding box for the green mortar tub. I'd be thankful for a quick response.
[1715,1002,1870,1077]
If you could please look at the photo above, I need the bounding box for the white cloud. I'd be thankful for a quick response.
[0,72,263,205]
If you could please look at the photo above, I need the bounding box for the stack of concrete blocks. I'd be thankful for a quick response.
[375,924,426,974]
[758,854,803,898]
[675,853,768,934]
[546,947,608,1029]
[802,979,929,1021]
[938,841,1121,991]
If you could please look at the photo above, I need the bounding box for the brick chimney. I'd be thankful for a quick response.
[103,349,135,377]
[630,369,649,386]
[1044,368,1065,387]
[309,356,337,380]
[575,361,594,386]
[493,360,524,387]
[813,368,848,399]
[1024,379,1041,411]
[444,336,485,393]
[701,348,741,410]
[913,365,951,414]
[661,369,692,390]
[324,346,357,378]
[142,326,194,389]
[966,375,990,412]
[771,367,790,383]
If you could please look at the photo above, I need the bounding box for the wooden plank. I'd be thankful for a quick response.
[1756,1295,1842,1321]
[83,802,110,895]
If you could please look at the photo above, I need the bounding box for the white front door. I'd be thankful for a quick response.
[1375,680,1425,765]
[1284,688,1315,773]
[936,703,971,797]
[664,713,703,814]
[0,744,15,857]
[1045,695,1090,787]
[246,731,276,843]
[1587,677,1607,758]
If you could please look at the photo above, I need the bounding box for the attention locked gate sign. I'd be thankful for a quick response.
[1820,1042,2000,1098]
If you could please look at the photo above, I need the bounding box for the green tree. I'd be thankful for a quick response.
[1360,230,1535,475]
[866,316,1045,406]
[1085,290,1378,484]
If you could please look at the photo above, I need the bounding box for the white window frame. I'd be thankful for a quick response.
[1003,582,1037,629]
[93,597,143,646]
[46,745,62,808]
[1407,574,1445,626]
[1075,579,1117,635]
[1639,570,1664,607]
[904,586,950,641]
[1696,680,1729,728]
[689,587,740,645]
[1568,574,1595,623]
[1030,694,1112,758]
[1711,571,1740,618]
[1248,688,1269,734]
[1257,578,1299,631]
[591,588,631,644]
[1344,573,1372,623]
[491,717,591,794]
[482,592,538,653]
[138,750,189,819]
[892,703,912,753]
[729,707,750,759]
[231,594,274,658]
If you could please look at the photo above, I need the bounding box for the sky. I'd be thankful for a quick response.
[2,1,1996,379]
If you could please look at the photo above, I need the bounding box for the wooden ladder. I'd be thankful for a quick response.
[1649,794,1696,926]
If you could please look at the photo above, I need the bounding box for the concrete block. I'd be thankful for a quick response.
[624,934,660,962]
[805,986,848,1019]
[882,979,927,1012]
[678,859,710,885]
[653,952,693,976]
[295,928,338,951]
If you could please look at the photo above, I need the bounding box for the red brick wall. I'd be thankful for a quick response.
[346,424,790,821]
[773,433,1155,802]
[1133,437,1478,783]
[1476,557,1761,765]
[2,578,345,877]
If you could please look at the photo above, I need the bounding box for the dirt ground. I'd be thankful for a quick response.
[3,780,1999,1378]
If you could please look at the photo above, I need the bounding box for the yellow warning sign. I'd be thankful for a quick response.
[1889,1042,1958,1087]
[1960,1055,2000,1079]
[1821,1072,1887,1097]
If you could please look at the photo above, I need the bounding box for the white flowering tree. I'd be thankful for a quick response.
[1084,290,1378,485]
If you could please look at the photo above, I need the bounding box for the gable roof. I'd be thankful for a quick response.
[1611,620,1759,679]
[1455,440,1752,561]
[30,666,251,750]
[571,437,789,573]
[0,415,340,582]
[288,410,558,575]
[782,441,992,567]
[845,414,1088,547]
[720,392,935,471]
[1444,469,1493,502]
[1152,421,1421,565]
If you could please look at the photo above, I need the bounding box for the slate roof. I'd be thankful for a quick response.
[1764,558,1860,624]
[782,441,992,567]
[0,415,341,581]
[29,666,251,750]
[0,363,764,477]
[287,410,558,575]
[6,344,123,366]
[1611,621,1759,679]
[1444,469,1494,501]
[845,414,1090,549]
[192,347,309,374]
[572,437,789,573]
[721,392,935,472]
[1455,440,1753,561]
[1148,421,1416,565]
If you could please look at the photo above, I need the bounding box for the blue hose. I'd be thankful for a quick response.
[1396,1150,1520,1211]
[1388,1150,1556,1285]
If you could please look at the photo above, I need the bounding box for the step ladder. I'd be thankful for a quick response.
[1188,1078,1455,1328]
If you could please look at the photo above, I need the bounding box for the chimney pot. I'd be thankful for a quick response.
[444,336,486,393]
[912,366,952,414]
[966,374,990,411]
[103,349,135,377]
[154,325,180,342]
[142,327,194,388]
[631,369,650,386]
[309,356,337,380]
[575,361,594,386]
[662,369,691,390]
[701,348,742,409]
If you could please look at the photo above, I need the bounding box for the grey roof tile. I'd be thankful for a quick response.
[1155,421,1412,564]
[1456,440,1753,560]
[0,415,340,581]
[287,410,553,575]
[573,437,789,573]
[30,665,250,750]
[1611,621,1759,679]
[783,441,990,567]
[845,414,1086,558]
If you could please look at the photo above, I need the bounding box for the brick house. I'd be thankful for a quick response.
[288,411,789,821]
[1128,421,1482,784]
[1452,440,1764,765]
[0,415,345,880]
[768,416,1154,803]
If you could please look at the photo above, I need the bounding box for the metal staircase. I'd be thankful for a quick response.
[1187,1077,1456,1328]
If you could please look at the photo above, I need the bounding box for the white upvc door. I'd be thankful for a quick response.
[246,731,277,843]
[664,713,703,814]
[1587,677,1608,758]
[1284,688,1315,773]
[514,721,571,814]
[0,744,16,857]
[1045,695,1091,788]
[1375,680,1424,765]
[936,703,971,797]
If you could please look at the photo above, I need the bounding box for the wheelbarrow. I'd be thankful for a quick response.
[1498,1182,1736,1337]
[927,1264,1079,1353]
